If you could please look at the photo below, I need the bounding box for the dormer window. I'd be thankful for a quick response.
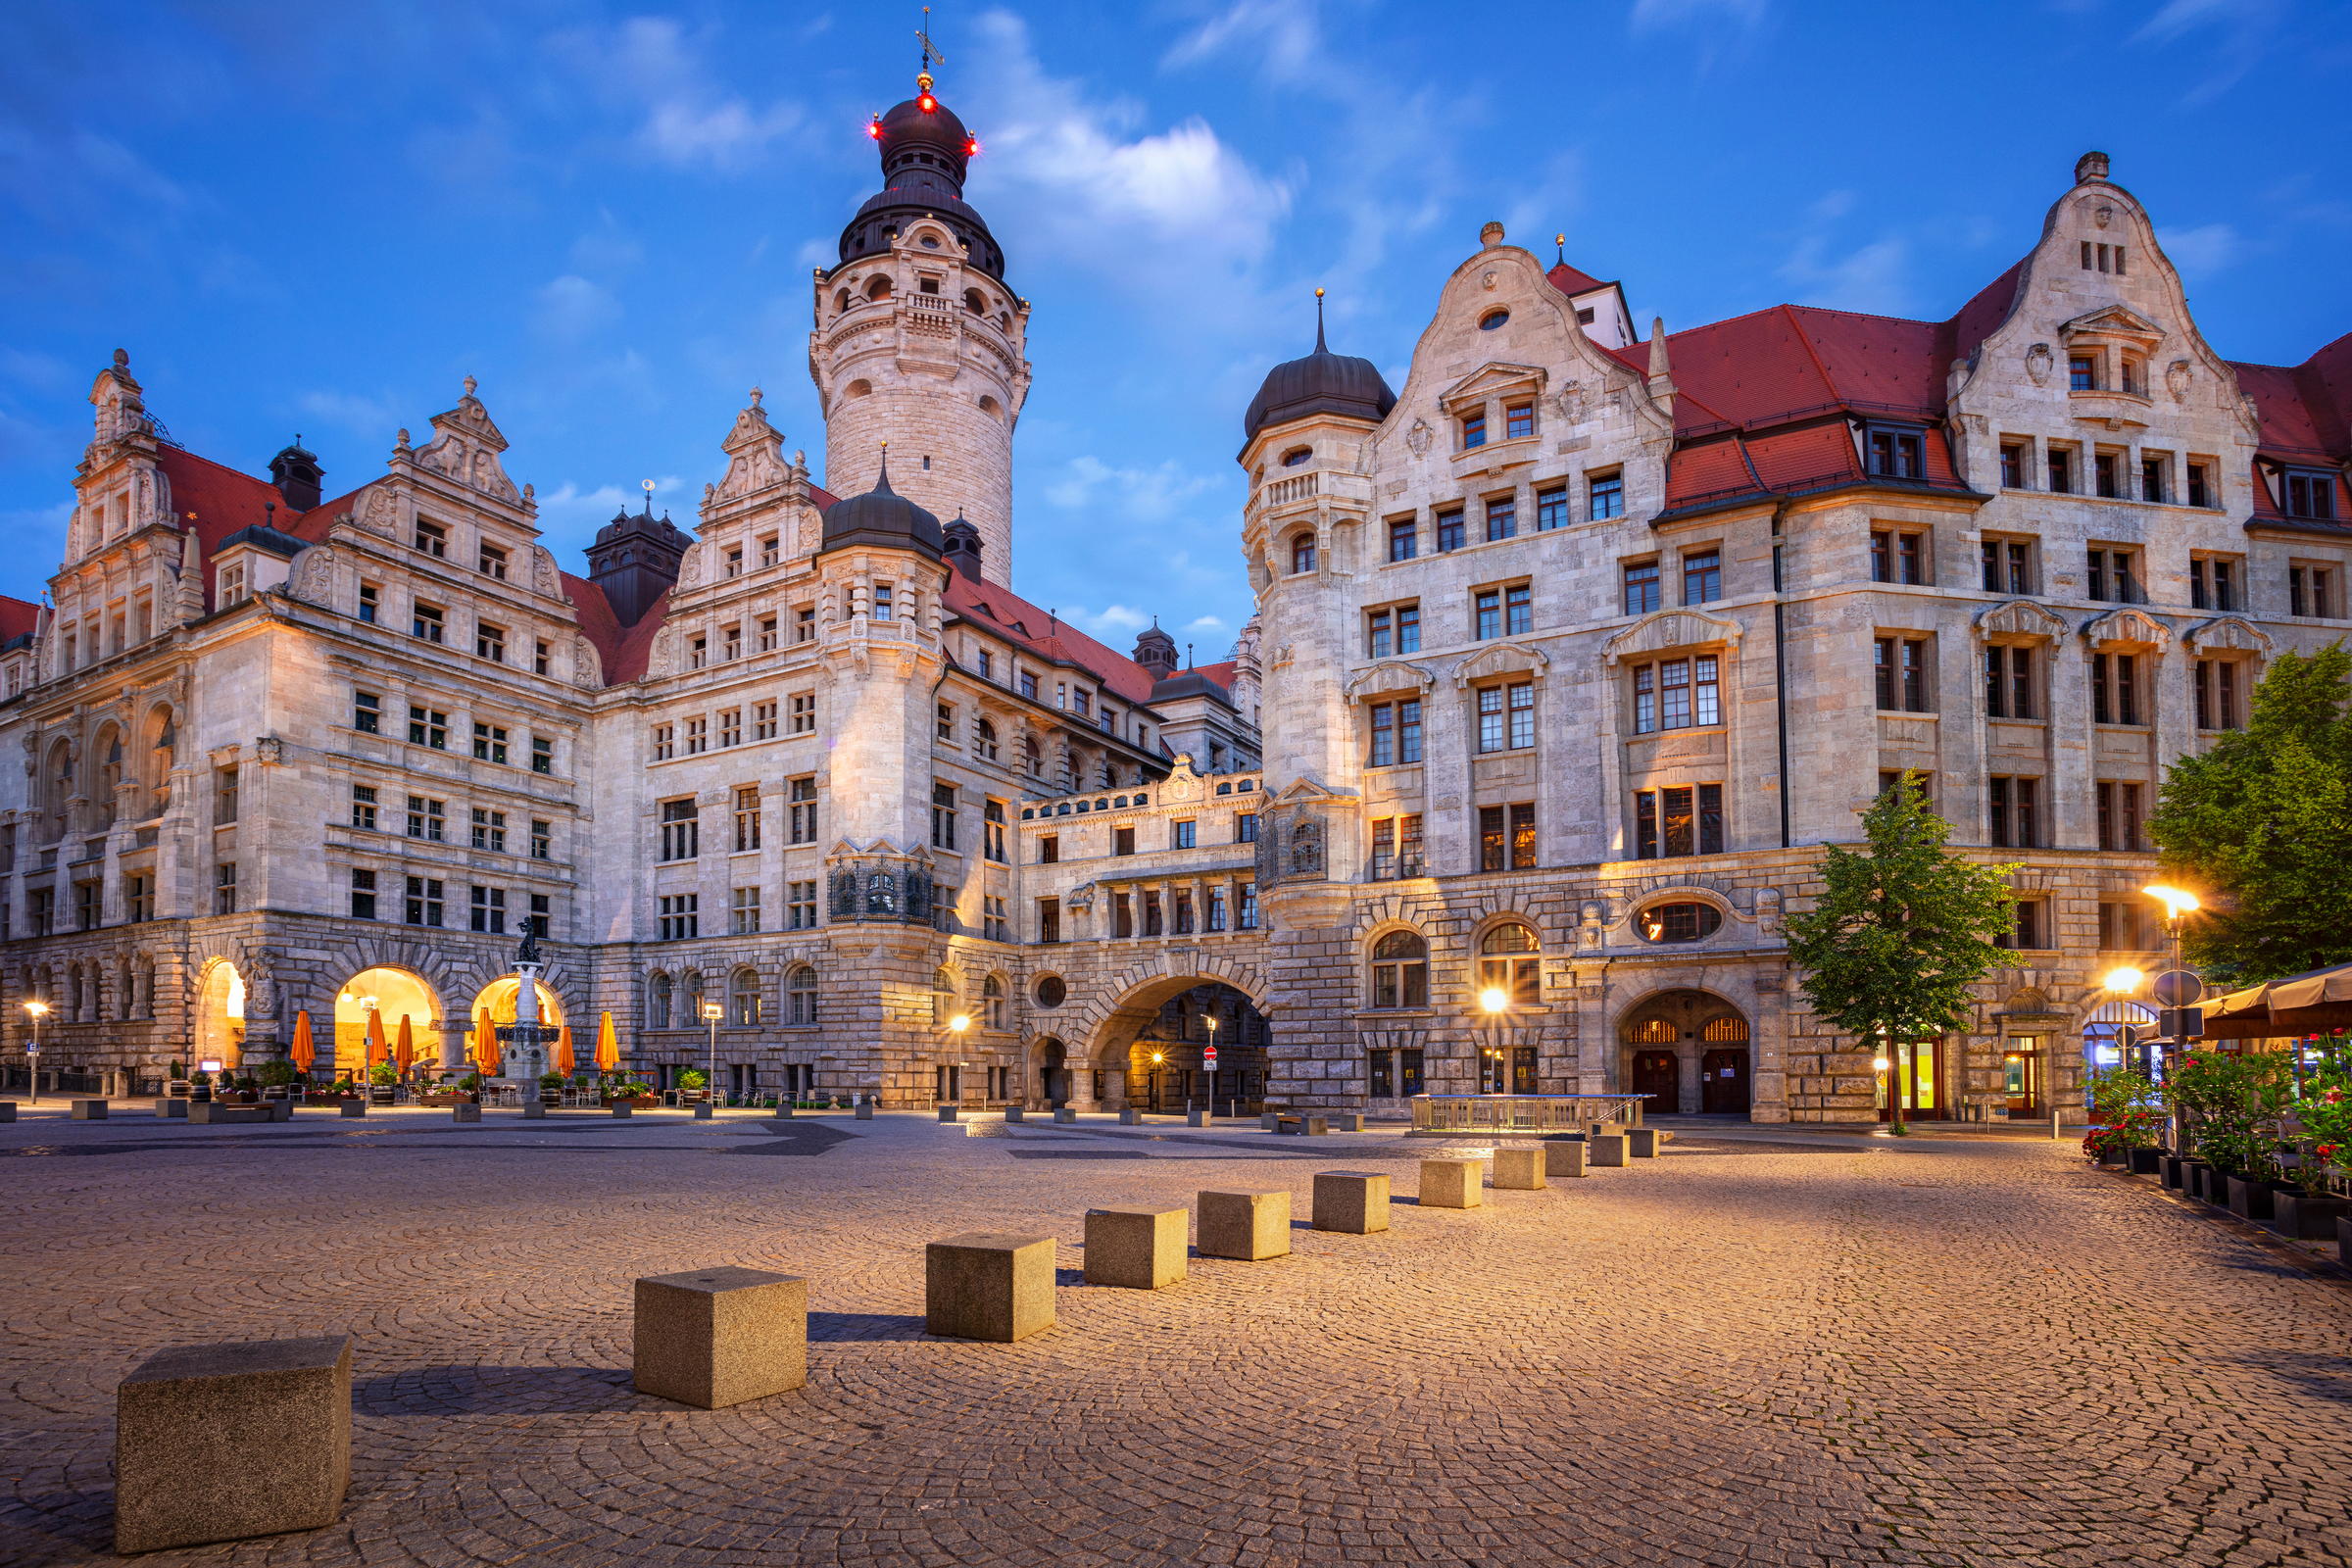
[218,564,247,607]
[415,519,447,558]
[873,584,894,621]
[478,543,507,580]
[1280,447,1311,468]
[2285,470,2338,520]
[1866,425,1925,479]
[2069,356,2097,391]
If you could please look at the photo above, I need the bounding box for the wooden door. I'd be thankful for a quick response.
[1700,1049,1749,1113]
[1633,1051,1679,1114]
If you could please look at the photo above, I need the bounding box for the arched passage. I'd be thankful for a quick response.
[332,966,441,1078]
[463,976,566,1080]
[1615,988,1750,1116]
[194,957,246,1072]
[1030,1036,1070,1107]
[1079,975,1273,1113]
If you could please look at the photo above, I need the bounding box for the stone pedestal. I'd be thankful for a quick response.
[1003,1105,1022,1123]
[452,1104,481,1124]
[938,1106,960,1123]
[1259,1111,1279,1131]
[154,1099,187,1119]
[1053,1106,1075,1123]
[115,1336,352,1555]
[774,1102,795,1119]
[0,1102,15,1123]
[522,1100,546,1119]
[1332,1112,1365,1132]
[632,1267,808,1409]
[693,1102,713,1120]
[1118,1108,1142,1125]
[1419,1158,1484,1208]
[338,1101,366,1118]
[856,1102,874,1121]
[1493,1148,1546,1190]
[1187,1107,1204,1127]
[1198,1191,1291,1260]
[1312,1171,1391,1234]
[925,1234,1055,1343]
[72,1099,108,1120]
[1544,1138,1588,1178]
[1083,1206,1189,1289]
[1628,1128,1659,1158]
[1591,1132,1627,1167]
[612,1102,634,1118]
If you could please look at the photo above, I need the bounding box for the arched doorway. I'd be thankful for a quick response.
[2083,1000,2159,1082]
[194,958,245,1071]
[1034,1038,1069,1107]
[1117,982,1268,1112]
[332,967,441,1078]
[1616,989,1749,1116]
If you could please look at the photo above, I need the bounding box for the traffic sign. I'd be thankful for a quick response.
[1203,1046,1218,1067]
[2153,970,2204,1007]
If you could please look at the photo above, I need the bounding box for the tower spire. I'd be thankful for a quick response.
[1314,286,1327,354]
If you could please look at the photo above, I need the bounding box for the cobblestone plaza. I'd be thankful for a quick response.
[2,1105,2348,1566]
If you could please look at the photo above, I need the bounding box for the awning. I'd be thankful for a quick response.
[2197,961,2352,1040]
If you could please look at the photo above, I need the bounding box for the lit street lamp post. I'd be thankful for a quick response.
[1873,1053,1891,1124]
[1480,987,1508,1095]
[22,1000,49,1105]
[2140,882,2205,1146]
[700,1002,722,1104]
[949,1011,969,1106]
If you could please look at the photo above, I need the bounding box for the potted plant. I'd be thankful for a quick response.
[677,1068,709,1103]
[367,1062,399,1103]
[257,1060,298,1101]
[458,1071,483,1104]
[538,1070,565,1105]
[168,1060,190,1098]
[2278,1064,2352,1240]
[2082,1063,2166,1173]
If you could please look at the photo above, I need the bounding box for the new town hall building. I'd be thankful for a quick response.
[3,90,2348,1124]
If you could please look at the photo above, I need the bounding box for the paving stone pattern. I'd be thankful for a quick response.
[1,1106,2348,1567]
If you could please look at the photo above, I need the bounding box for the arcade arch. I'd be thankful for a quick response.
[332,966,441,1076]
[194,958,245,1071]
[1616,988,1751,1117]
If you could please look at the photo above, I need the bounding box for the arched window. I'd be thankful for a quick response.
[1291,533,1316,574]
[729,967,762,1026]
[983,973,1006,1029]
[1281,446,1311,468]
[1637,903,1723,943]
[864,274,892,303]
[963,288,986,313]
[834,288,851,313]
[680,970,705,1025]
[1368,931,1429,1008]
[1479,922,1542,1005]
[1023,735,1043,777]
[933,965,958,1024]
[136,956,156,1020]
[975,717,1000,760]
[648,972,672,1030]
[787,965,818,1026]
[1289,819,1323,875]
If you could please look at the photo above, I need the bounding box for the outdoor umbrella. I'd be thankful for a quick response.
[366,1007,387,1071]
[395,1013,415,1073]
[596,1010,619,1071]
[556,1024,574,1077]
[475,1006,501,1076]
[2198,961,2352,1040]
[289,1010,316,1074]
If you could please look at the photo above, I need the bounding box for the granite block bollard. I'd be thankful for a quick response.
[925,1234,1056,1343]
[1053,1106,1076,1123]
[856,1102,874,1121]
[269,1099,293,1121]
[155,1098,188,1119]
[612,1102,634,1118]
[1628,1128,1659,1158]
[938,1106,960,1124]
[452,1103,481,1124]
[1312,1171,1391,1234]
[1117,1107,1142,1125]
[1197,1190,1292,1260]
[0,1102,15,1122]
[1259,1111,1280,1131]
[693,1102,714,1120]
[522,1101,547,1120]
[1004,1105,1023,1123]
[1493,1147,1546,1190]
[632,1267,808,1410]
[72,1099,108,1120]
[338,1100,366,1118]
[1544,1137,1589,1178]
[1187,1107,1204,1127]
[1591,1132,1628,1167]
[774,1101,794,1118]
[1419,1158,1484,1208]
[115,1335,353,1555]
[1083,1206,1189,1290]
[1332,1112,1365,1132]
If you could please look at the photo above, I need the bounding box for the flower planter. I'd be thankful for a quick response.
[369,1088,396,1105]
[2338,1213,2352,1266]
[2126,1148,2163,1175]
[2224,1173,2277,1223]
[2272,1191,2351,1241]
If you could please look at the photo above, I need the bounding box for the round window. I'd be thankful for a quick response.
[1479,308,1509,330]
[1035,975,1067,1008]
[1636,903,1722,944]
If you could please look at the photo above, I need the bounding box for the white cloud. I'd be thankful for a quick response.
[1163,0,1324,81]
[1041,454,1218,521]
[533,274,622,340]
[1780,234,1910,315]
[294,388,403,441]
[0,500,73,565]
[2132,0,2283,103]
[1070,603,1152,638]
[1184,614,1227,633]
[1506,151,1586,252]
[546,18,804,172]
[2157,222,2240,278]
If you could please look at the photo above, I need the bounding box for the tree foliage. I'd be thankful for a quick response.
[2147,642,2352,982]
[1785,772,2021,1049]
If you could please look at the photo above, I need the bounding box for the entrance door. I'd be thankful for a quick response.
[2002,1041,2041,1117]
[1633,1051,1679,1114]
[1880,1038,1940,1120]
[1699,1049,1749,1113]
[1512,1046,1539,1094]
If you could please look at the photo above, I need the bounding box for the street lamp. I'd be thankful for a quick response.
[1205,1014,1218,1116]
[1480,988,1508,1095]
[700,1001,723,1105]
[949,1013,969,1105]
[1151,1049,1164,1113]
[1872,1054,1891,1122]
[23,1000,48,1106]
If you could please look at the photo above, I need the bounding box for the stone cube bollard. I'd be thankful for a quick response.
[1333,1112,1365,1132]
[774,1101,794,1118]
[270,1100,293,1122]
[632,1266,807,1410]
[1004,1104,1023,1123]
[72,1099,108,1120]
[1302,1115,1329,1136]
[115,1335,352,1555]
[188,1101,221,1124]
[523,1100,547,1119]
[1198,1190,1291,1260]
[925,1233,1055,1343]
[1419,1158,1484,1208]
[1312,1171,1391,1234]
[1259,1111,1280,1131]
[1187,1106,1204,1127]
[0,1102,15,1122]
[452,1103,481,1124]
[339,1100,366,1118]
[1627,1128,1659,1158]
[612,1102,634,1118]
[1118,1107,1142,1125]
[156,1098,188,1119]
[1544,1137,1589,1178]
[1083,1206,1189,1289]
[938,1105,960,1124]
[1053,1105,1076,1123]
[1591,1131,1628,1167]
[856,1101,874,1120]
[1494,1147,1546,1190]
[692,1102,713,1120]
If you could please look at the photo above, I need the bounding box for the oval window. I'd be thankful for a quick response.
[1479,308,1509,330]
[920,233,941,249]
[1035,975,1067,1008]
[1637,903,1722,944]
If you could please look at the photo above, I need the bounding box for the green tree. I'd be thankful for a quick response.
[2148,643,2352,981]
[1785,772,2022,1058]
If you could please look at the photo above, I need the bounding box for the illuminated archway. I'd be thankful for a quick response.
[332,966,441,1076]
[194,958,246,1071]
[464,976,566,1072]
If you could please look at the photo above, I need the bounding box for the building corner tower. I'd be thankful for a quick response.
[809,69,1029,588]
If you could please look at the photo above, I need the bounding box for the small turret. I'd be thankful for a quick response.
[269,436,323,513]
[1132,619,1179,681]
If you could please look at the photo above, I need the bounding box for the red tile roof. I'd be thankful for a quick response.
[1190,659,1239,690]
[1546,261,1610,297]
[155,448,322,611]
[944,573,1167,706]
[0,595,40,645]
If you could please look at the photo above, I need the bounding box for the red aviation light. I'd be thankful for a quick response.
[964,136,980,158]
[866,114,883,140]
[917,91,936,113]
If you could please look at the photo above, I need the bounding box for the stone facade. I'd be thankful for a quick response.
[2,136,2347,1123]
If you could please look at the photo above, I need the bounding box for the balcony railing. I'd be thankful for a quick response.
[1411,1094,1652,1133]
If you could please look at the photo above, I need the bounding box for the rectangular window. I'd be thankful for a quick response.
[1114,826,1136,857]
[406,795,444,841]
[1369,703,1396,766]
[1388,517,1417,562]
[1397,812,1424,875]
[1237,812,1259,843]
[1510,801,1535,869]
[1113,893,1133,939]
[534,639,550,675]
[1868,428,1925,479]
[469,808,506,853]
[1172,818,1197,851]
[1999,445,2024,489]
[1870,531,1891,582]
[1537,487,1568,531]
[652,723,673,760]
[795,607,816,643]
[658,893,699,941]
[731,886,761,935]
[2096,781,2143,852]
[790,693,815,734]
[985,799,1008,862]
[206,862,235,915]
[683,717,707,755]
[1475,589,1500,641]
[1368,610,1392,659]
[1479,805,1506,872]
[409,707,448,749]
[1396,606,1421,654]
[349,868,376,920]
[1590,471,1624,520]
[1370,815,1395,880]
[412,603,445,643]
[414,518,446,557]
[405,875,443,927]
[2095,453,2119,499]
[527,893,550,940]
[1436,511,1464,553]
[1461,411,1486,449]
[754,701,778,741]
[1636,785,1722,858]
[530,818,551,859]
[215,766,240,824]
[1478,686,1504,753]
[931,783,957,850]
[2099,901,2149,953]
[2187,464,2210,509]
[1039,832,1059,864]
[1486,498,1516,542]
[1874,638,1927,712]
[690,636,708,669]
[475,621,506,662]
[2141,458,2164,504]
[358,582,379,623]
[1682,551,1721,605]
[722,624,742,662]
[873,584,894,621]
[1994,899,2043,952]
[478,543,508,580]
[1505,404,1533,440]
[1899,533,1924,586]
[787,880,818,931]
[660,799,699,861]
[724,547,744,580]
[2285,470,2338,520]
[734,785,761,852]
[469,885,507,934]
[719,709,742,748]
[2070,355,2096,392]
[523,736,552,778]
[1505,582,1531,635]
[2189,558,2209,610]
[472,721,508,763]
[2048,448,2072,495]
[789,777,817,844]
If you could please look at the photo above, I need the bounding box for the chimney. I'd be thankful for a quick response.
[943,514,984,580]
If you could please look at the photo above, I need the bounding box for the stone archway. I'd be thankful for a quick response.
[1614,988,1750,1116]
[193,957,245,1072]
[1073,960,1273,1113]
[1030,1036,1070,1107]
[331,966,442,1078]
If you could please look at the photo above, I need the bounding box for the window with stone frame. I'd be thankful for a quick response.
[1368,930,1429,1008]
[733,786,760,852]
[1635,784,1723,858]
[1632,656,1720,733]
[787,966,818,1025]
[788,777,817,843]
[2193,658,2243,731]
[1478,923,1542,1005]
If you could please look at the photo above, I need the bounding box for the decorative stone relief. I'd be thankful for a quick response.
[1558,381,1586,422]
[2026,344,2054,386]
[1451,643,1550,688]
[1601,609,1742,665]
[571,636,601,689]
[2167,359,2192,403]
[1974,599,2069,642]
[254,735,285,765]
[1343,661,1439,705]
[288,546,335,607]
[676,543,702,587]
[2082,607,2174,652]
[2185,615,2273,656]
[530,545,560,596]
[412,377,522,504]
[361,485,398,537]
[716,388,792,500]
[1406,418,1433,457]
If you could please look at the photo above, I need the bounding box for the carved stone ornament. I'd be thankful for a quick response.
[531,545,559,596]
[1343,660,1439,706]
[360,485,398,537]
[2082,607,2173,652]
[413,378,522,505]
[2186,615,2273,657]
[1559,381,1586,422]
[1974,599,2069,642]
[1602,609,1742,666]
[288,545,335,607]
[1406,418,1434,457]
[2167,359,2192,403]
[2094,204,2114,229]
[676,542,701,587]
[1481,270,1499,291]
[2026,344,2054,386]
[254,735,285,765]
[571,635,601,689]
[716,389,792,501]
[1452,642,1550,688]
[1268,642,1296,669]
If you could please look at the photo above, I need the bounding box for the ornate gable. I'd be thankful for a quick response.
[1344,660,1438,706]
[1452,643,1550,688]
[2185,615,2273,656]
[2058,304,2165,350]
[412,376,522,505]
[1601,609,1741,666]
[1440,361,1548,411]
[714,387,793,503]
[1975,599,2070,641]
[2081,607,2173,651]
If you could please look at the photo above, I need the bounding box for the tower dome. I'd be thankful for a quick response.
[1244,296,1396,442]
[838,82,1005,278]
[820,450,944,559]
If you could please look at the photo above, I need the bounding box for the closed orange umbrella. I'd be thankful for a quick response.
[596,1011,619,1071]
[475,1006,501,1076]
[289,1010,316,1073]
[366,1007,387,1070]
[395,1014,415,1073]
[556,1024,574,1077]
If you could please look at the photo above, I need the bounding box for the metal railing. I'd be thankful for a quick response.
[1411,1094,1650,1132]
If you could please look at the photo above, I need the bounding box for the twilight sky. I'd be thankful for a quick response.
[3,0,2347,655]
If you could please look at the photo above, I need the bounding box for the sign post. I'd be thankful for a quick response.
[1203,1044,1218,1120]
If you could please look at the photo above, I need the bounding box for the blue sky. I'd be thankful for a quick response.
[4,0,2348,655]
